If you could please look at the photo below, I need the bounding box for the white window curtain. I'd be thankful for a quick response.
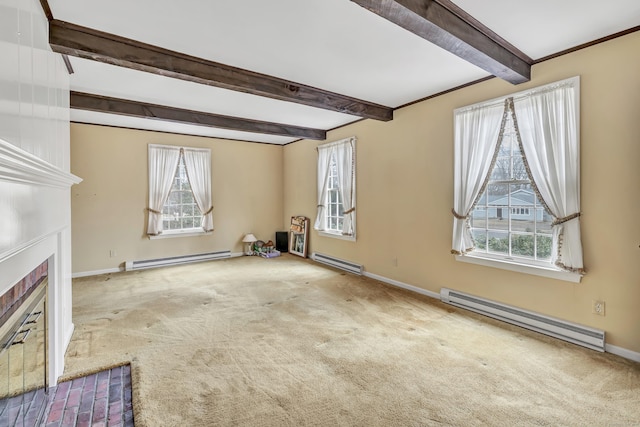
[147,145,181,235]
[451,101,506,254]
[335,138,356,236]
[314,144,336,231]
[183,147,214,232]
[513,77,583,273]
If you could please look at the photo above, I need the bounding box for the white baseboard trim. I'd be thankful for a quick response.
[72,267,123,278]
[363,271,440,300]
[605,343,640,362]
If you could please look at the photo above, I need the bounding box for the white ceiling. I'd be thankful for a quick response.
[49,0,640,144]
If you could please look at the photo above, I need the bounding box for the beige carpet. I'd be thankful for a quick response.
[65,255,640,426]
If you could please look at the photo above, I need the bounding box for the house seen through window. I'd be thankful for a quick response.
[163,154,202,231]
[470,114,552,262]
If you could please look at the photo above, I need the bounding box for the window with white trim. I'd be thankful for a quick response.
[452,77,584,282]
[314,137,356,240]
[147,144,214,237]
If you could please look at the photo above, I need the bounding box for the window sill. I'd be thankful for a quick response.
[318,231,356,242]
[455,253,582,283]
[149,230,212,240]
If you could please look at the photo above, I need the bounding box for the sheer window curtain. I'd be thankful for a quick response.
[513,77,584,273]
[336,138,356,236]
[183,148,214,232]
[147,145,181,235]
[451,101,506,254]
[314,144,336,231]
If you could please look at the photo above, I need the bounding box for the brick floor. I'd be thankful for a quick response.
[42,364,134,427]
[0,365,133,426]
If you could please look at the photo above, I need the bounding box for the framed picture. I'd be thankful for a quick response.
[289,216,309,258]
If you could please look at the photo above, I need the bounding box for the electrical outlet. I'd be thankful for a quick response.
[592,300,605,316]
[109,249,117,258]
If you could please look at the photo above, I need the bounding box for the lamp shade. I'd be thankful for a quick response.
[242,233,258,243]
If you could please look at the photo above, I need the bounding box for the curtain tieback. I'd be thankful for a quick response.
[451,209,468,220]
[343,207,355,214]
[147,208,162,215]
[317,204,325,208]
[203,206,214,215]
[551,212,581,226]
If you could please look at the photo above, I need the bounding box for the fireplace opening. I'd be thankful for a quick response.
[0,261,49,426]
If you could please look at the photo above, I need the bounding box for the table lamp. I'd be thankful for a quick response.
[242,233,258,255]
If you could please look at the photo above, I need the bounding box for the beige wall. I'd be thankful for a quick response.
[71,124,284,273]
[284,32,640,353]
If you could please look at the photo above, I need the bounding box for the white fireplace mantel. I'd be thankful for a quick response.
[0,141,81,386]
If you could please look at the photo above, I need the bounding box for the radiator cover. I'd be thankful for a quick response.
[440,288,605,352]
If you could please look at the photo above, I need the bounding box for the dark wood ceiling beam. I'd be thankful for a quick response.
[51,20,393,122]
[71,92,327,140]
[350,0,532,84]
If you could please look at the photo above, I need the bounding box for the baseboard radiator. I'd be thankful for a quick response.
[125,250,231,271]
[312,252,363,275]
[440,288,605,352]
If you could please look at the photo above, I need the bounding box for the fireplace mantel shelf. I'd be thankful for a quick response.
[0,138,82,188]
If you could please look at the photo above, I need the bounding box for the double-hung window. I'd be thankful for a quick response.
[470,112,553,264]
[326,154,343,233]
[163,155,202,232]
[147,144,214,237]
[314,137,356,240]
[452,77,583,282]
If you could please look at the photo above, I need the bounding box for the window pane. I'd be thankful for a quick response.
[491,207,508,230]
[511,217,533,232]
[488,231,509,254]
[536,235,553,260]
[168,192,180,205]
[538,210,553,234]
[513,157,527,181]
[472,230,487,250]
[511,234,534,257]
[471,207,487,228]
[183,190,195,204]
[498,138,512,156]
[490,158,510,181]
